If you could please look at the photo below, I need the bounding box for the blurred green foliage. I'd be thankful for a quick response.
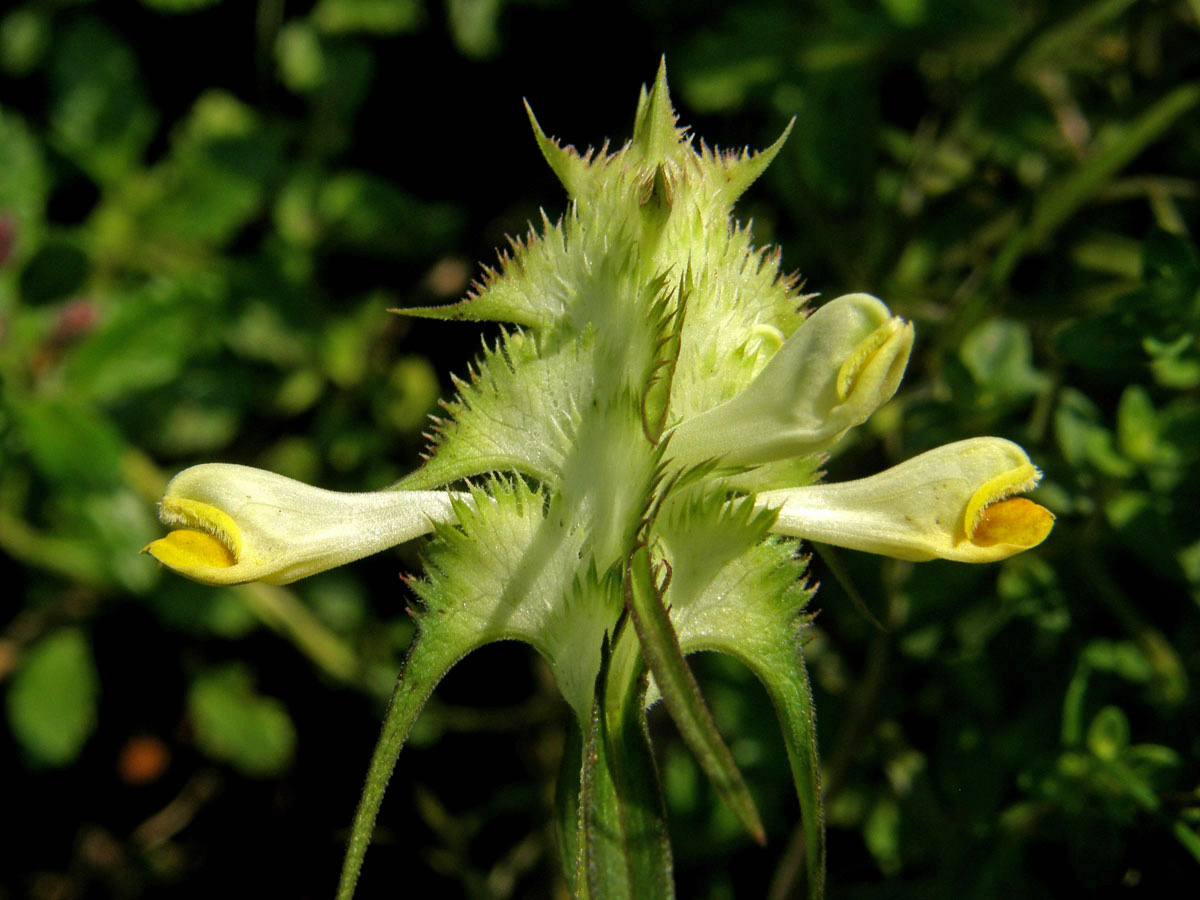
[1,0,1198,898]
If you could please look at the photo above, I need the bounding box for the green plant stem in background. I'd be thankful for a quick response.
[990,82,1200,287]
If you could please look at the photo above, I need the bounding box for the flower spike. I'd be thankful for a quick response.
[756,437,1054,562]
[668,293,913,467]
[143,464,464,585]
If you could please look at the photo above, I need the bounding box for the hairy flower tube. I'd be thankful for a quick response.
[143,464,464,585]
[145,63,1055,900]
[755,437,1055,562]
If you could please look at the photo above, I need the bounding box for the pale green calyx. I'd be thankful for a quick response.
[142,464,465,585]
[667,293,913,468]
[755,437,1055,562]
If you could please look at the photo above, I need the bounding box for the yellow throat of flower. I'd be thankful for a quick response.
[143,497,241,571]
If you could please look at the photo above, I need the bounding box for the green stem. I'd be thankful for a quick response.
[335,630,463,900]
[236,582,363,689]
[991,82,1200,287]
[578,626,675,900]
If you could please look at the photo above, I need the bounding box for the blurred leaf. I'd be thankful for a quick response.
[0,105,46,269]
[864,796,901,876]
[879,0,926,26]
[18,240,88,304]
[1142,228,1200,308]
[318,171,464,258]
[259,436,321,482]
[1053,387,1134,477]
[272,369,325,415]
[304,44,376,157]
[376,355,439,433]
[139,0,225,11]
[1082,640,1154,684]
[188,664,296,776]
[996,83,1200,281]
[1115,386,1161,468]
[49,19,156,183]
[63,278,219,403]
[227,300,313,367]
[960,318,1049,401]
[144,91,281,247]
[312,0,422,35]
[6,628,99,766]
[80,488,163,591]
[782,71,879,208]
[155,403,240,454]
[0,8,49,75]
[996,554,1069,634]
[275,20,325,93]
[320,306,380,389]
[1125,743,1180,785]
[1104,489,1182,578]
[13,396,124,488]
[447,0,503,59]
[1086,706,1129,761]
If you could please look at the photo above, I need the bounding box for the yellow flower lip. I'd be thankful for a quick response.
[962,462,1055,551]
[970,497,1055,549]
[144,528,237,570]
[142,496,243,572]
[142,464,467,586]
[836,316,908,401]
[756,437,1054,563]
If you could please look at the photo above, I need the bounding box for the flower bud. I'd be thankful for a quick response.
[143,464,464,585]
[668,293,913,467]
[755,437,1054,562]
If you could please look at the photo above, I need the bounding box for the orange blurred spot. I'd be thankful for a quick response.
[118,734,171,785]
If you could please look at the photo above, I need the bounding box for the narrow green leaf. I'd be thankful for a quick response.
[728,638,826,899]
[663,520,824,896]
[625,543,766,844]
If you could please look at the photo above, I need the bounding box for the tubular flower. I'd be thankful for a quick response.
[142,464,465,585]
[668,293,914,468]
[755,437,1055,563]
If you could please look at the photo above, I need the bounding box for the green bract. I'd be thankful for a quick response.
[147,62,1052,900]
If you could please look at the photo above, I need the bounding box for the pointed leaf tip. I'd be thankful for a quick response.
[525,100,586,198]
[719,118,794,205]
[632,60,683,162]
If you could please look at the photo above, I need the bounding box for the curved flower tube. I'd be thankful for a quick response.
[142,464,466,585]
[755,437,1055,562]
[668,293,914,467]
